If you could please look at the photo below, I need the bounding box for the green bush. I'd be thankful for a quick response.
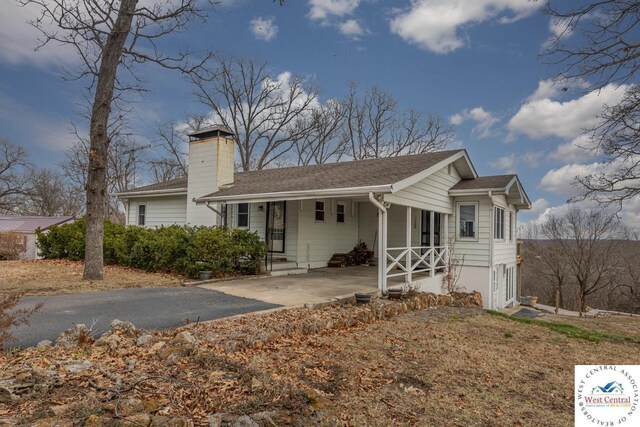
[36,219,266,278]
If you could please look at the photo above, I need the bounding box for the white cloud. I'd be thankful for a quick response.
[389,0,541,54]
[548,134,598,163]
[308,0,359,21]
[489,154,516,172]
[522,151,542,168]
[449,106,498,138]
[250,16,279,41]
[508,83,629,141]
[0,1,77,66]
[339,19,365,37]
[539,162,603,195]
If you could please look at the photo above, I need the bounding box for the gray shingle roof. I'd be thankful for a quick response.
[450,175,516,191]
[120,176,187,195]
[197,150,464,200]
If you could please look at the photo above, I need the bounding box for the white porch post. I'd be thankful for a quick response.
[406,206,412,284]
[379,204,388,293]
[443,213,449,265]
[429,211,435,277]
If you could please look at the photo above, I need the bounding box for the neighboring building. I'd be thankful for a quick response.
[118,126,531,309]
[0,216,75,260]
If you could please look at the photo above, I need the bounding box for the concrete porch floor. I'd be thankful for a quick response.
[199,265,381,306]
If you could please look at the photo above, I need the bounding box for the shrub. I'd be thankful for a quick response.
[36,219,266,278]
[0,232,27,260]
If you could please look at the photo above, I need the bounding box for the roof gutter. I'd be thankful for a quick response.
[117,188,188,198]
[194,184,393,204]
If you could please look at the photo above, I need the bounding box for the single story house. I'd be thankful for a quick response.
[118,126,531,309]
[0,215,75,259]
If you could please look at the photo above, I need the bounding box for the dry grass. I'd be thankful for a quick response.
[0,260,184,296]
[2,298,638,426]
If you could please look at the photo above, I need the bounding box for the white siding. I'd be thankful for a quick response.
[384,164,460,213]
[125,195,188,227]
[358,202,379,255]
[492,195,518,265]
[297,198,359,268]
[450,195,491,267]
[229,201,297,262]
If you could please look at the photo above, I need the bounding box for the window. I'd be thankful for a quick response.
[137,204,146,226]
[458,202,477,239]
[494,206,505,240]
[336,203,345,223]
[509,211,514,242]
[315,201,325,222]
[237,203,249,228]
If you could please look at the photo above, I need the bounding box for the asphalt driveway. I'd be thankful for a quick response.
[8,287,280,349]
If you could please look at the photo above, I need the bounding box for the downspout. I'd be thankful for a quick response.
[369,192,388,295]
[488,190,494,310]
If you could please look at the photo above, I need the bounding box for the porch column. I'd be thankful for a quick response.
[405,206,412,284]
[443,213,449,265]
[377,204,388,293]
[429,211,435,277]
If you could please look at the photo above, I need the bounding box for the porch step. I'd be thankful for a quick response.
[269,261,299,271]
[269,268,309,277]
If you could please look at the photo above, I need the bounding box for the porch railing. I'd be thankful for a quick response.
[386,246,448,280]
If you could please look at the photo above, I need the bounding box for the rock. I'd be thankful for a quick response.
[250,377,263,391]
[118,397,145,416]
[150,341,166,352]
[95,333,122,351]
[111,319,136,335]
[174,331,196,345]
[56,324,89,349]
[0,386,16,403]
[207,414,223,427]
[151,416,189,426]
[50,403,70,416]
[137,333,154,347]
[84,414,106,427]
[64,360,93,373]
[36,340,52,351]
[250,412,277,426]
[127,413,151,426]
[233,415,259,427]
[33,418,73,427]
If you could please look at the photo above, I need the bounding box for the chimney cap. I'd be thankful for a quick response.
[188,125,235,140]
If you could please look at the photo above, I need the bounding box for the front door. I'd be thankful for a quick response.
[421,211,441,247]
[266,201,286,253]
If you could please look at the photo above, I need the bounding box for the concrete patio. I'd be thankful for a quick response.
[199,265,382,306]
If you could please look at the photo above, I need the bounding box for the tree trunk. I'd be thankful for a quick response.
[83,0,138,280]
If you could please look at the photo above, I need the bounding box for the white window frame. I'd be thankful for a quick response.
[336,202,346,223]
[315,200,325,222]
[137,203,146,226]
[237,203,250,228]
[494,205,505,241]
[456,201,478,241]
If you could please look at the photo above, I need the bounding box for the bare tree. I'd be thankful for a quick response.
[19,167,83,216]
[0,140,30,214]
[545,1,640,206]
[292,100,346,166]
[20,0,215,279]
[341,83,454,160]
[538,207,628,315]
[148,122,189,183]
[62,126,146,223]
[190,54,319,171]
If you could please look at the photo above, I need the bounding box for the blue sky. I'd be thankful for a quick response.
[1,0,637,227]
